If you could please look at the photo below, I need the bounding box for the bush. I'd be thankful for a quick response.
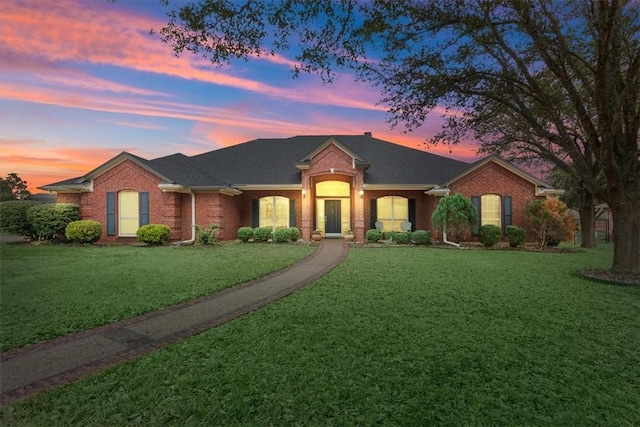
[253,226,273,242]
[136,224,171,245]
[383,231,396,240]
[0,200,42,238]
[65,220,102,244]
[431,193,477,242]
[288,227,301,241]
[27,203,80,240]
[478,224,502,247]
[197,224,219,245]
[366,229,382,242]
[411,230,431,245]
[506,225,525,247]
[273,227,292,243]
[526,198,575,247]
[237,226,254,242]
[393,232,412,244]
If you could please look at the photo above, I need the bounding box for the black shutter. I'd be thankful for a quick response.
[289,199,296,227]
[139,192,149,226]
[408,199,416,231]
[107,192,116,236]
[503,195,512,233]
[370,199,377,230]
[471,196,480,236]
[252,199,260,228]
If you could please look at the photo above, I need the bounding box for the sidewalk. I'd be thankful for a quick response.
[0,239,348,406]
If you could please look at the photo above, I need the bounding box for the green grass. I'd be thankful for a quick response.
[0,243,315,352]
[2,245,639,425]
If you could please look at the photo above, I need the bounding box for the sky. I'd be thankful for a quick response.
[0,0,481,194]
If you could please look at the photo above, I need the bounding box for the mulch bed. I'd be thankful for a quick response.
[581,269,640,286]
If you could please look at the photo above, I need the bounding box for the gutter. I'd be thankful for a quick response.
[172,192,196,246]
[442,226,461,249]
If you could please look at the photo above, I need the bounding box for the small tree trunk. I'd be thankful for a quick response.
[610,200,640,274]
[578,190,596,248]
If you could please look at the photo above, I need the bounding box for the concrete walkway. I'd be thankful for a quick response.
[0,239,348,406]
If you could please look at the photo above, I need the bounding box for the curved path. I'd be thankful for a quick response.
[0,239,348,406]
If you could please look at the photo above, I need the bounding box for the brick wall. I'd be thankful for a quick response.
[448,161,541,241]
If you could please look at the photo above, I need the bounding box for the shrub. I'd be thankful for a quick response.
[431,194,477,242]
[0,200,42,238]
[197,224,219,245]
[136,224,171,245]
[383,231,396,240]
[506,225,525,247]
[393,232,412,244]
[253,226,273,242]
[366,229,382,242]
[288,227,301,241]
[27,203,80,240]
[65,220,102,244]
[478,224,502,247]
[273,227,292,243]
[526,198,575,247]
[237,226,254,242]
[411,230,431,245]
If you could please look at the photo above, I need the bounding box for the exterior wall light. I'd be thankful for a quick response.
[359,188,364,197]
[302,188,307,198]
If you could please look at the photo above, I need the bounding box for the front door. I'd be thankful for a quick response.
[325,200,341,234]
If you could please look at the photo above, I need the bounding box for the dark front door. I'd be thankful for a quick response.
[325,200,341,234]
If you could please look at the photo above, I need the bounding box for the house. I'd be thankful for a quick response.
[40,133,562,243]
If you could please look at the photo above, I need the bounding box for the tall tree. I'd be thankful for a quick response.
[0,173,31,201]
[158,0,640,274]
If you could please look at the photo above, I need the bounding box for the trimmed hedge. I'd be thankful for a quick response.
[366,229,382,242]
[136,224,171,245]
[253,227,273,242]
[479,224,502,247]
[27,203,80,240]
[0,200,42,238]
[506,225,526,247]
[237,227,254,242]
[273,227,292,243]
[288,227,301,241]
[411,230,431,245]
[65,220,103,244]
[393,232,412,244]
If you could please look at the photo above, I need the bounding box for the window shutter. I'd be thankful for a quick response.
[503,195,512,233]
[289,199,296,227]
[139,192,149,226]
[471,196,480,236]
[107,192,116,236]
[408,199,416,231]
[370,199,377,229]
[252,199,259,228]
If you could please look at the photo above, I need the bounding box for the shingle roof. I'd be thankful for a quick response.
[187,135,470,186]
[42,134,472,189]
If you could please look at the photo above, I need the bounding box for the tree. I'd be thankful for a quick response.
[0,173,31,201]
[157,0,640,273]
[526,198,576,248]
[430,194,477,243]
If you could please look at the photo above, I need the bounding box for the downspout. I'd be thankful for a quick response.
[442,225,461,248]
[172,191,196,246]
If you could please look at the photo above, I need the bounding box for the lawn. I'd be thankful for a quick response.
[0,242,315,352]
[2,244,639,425]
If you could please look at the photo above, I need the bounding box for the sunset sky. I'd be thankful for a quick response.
[1,0,480,194]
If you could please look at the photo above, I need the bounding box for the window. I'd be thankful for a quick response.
[471,194,512,236]
[259,196,290,229]
[377,196,408,232]
[107,191,149,236]
[119,190,139,236]
[481,194,501,227]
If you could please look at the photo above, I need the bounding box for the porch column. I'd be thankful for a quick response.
[300,172,313,240]
[353,173,366,242]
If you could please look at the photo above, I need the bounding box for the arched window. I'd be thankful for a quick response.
[481,194,501,227]
[377,196,408,232]
[259,196,290,229]
[119,190,139,236]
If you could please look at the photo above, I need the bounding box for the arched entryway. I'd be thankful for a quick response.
[315,181,350,237]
